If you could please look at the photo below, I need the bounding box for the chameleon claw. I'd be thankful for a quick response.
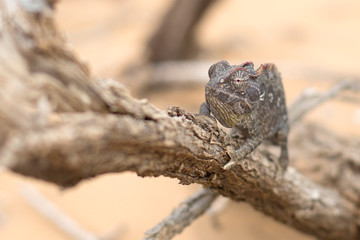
[224,145,239,169]
[223,159,237,170]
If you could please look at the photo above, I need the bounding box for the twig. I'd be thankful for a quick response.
[148,0,216,61]
[20,184,127,240]
[289,80,360,124]
[143,188,218,240]
[20,185,99,240]
[99,225,127,240]
[206,196,230,229]
[124,60,359,93]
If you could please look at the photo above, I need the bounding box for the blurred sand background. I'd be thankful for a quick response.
[1,0,360,239]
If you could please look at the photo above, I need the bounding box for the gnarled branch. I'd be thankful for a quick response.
[0,1,359,240]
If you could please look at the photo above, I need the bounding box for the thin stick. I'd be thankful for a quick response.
[289,80,360,124]
[20,185,98,240]
[206,196,230,229]
[143,188,218,240]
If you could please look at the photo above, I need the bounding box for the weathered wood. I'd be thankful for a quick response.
[144,188,218,240]
[0,1,359,240]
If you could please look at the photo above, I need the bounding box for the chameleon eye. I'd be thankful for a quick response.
[231,77,249,92]
[233,77,247,84]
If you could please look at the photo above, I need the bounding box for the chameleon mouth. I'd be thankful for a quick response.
[205,86,244,128]
[207,96,243,128]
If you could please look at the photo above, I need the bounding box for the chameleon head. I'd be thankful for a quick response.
[205,61,264,128]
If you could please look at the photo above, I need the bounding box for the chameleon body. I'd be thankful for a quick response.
[200,60,289,170]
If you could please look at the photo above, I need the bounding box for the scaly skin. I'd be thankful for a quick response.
[200,60,289,170]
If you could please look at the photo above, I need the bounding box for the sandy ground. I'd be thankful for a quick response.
[0,0,360,239]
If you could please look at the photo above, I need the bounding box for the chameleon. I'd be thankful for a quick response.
[200,60,289,170]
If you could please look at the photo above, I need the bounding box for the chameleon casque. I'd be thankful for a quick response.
[200,60,289,170]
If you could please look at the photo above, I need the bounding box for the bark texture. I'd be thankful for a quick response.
[144,188,218,240]
[0,1,359,240]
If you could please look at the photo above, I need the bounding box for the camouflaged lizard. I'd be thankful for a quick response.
[200,60,289,170]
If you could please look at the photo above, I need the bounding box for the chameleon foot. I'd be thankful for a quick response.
[223,145,244,170]
[223,159,237,169]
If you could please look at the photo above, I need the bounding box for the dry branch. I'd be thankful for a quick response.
[144,188,218,240]
[124,60,360,94]
[20,184,127,240]
[290,123,360,205]
[289,80,360,124]
[146,81,360,239]
[148,0,216,61]
[0,1,359,240]
[21,184,99,240]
